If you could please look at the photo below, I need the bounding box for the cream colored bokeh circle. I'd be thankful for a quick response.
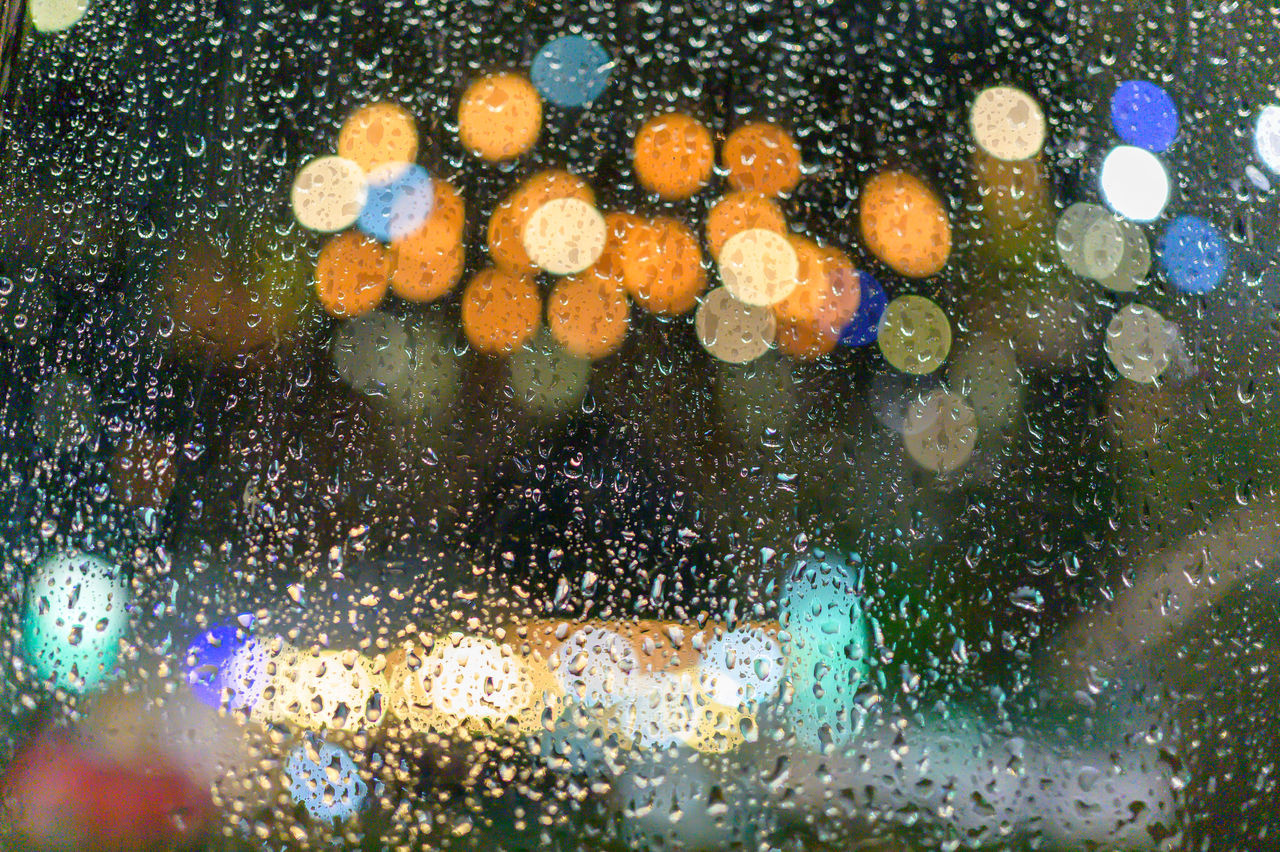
[877,295,951,375]
[717,228,799,306]
[1055,202,1109,277]
[291,156,368,233]
[551,626,637,708]
[385,650,442,733]
[684,700,748,754]
[616,672,701,750]
[969,86,1046,161]
[423,635,537,722]
[31,0,88,32]
[260,649,380,732]
[1098,220,1151,293]
[695,287,776,364]
[509,332,591,416]
[947,338,1023,431]
[1105,304,1171,384]
[244,642,311,727]
[903,389,978,473]
[1080,215,1126,279]
[699,628,784,707]
[522,198,608,275]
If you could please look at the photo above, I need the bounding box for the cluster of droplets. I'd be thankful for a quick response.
[8,10,1251,850]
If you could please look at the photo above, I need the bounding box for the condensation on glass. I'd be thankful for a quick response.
[0,1,1276,850]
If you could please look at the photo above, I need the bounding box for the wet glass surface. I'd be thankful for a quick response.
[0,1,1278,849]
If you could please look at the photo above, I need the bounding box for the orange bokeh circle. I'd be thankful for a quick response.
[619,216,706,316]
[461,267,542,355]
[590,212,646,285]
[338,102,419,174]
[390,179,467,303]
[858,169,952,278]
[772,239,861,360]
[314,231,392,318]
[458,73,543,162]
[722,122,802,197]
[547,269,630,360]
[633,112,715,200]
